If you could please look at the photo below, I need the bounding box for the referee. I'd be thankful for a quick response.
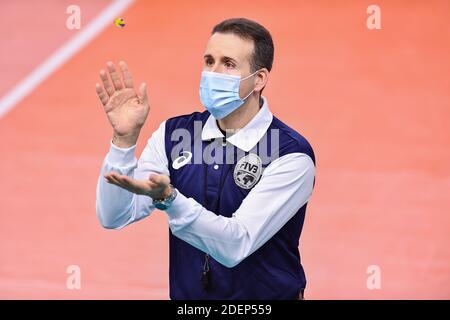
[95,18,316,300]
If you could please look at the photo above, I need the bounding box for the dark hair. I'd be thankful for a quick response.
[211,18,274,73]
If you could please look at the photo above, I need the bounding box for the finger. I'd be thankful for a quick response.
[105,172,122,184]
[107,61,124,91]
[106,172,128,186]
[149,174,161,184]
[104,172,118,180]
[138,82,149,106]
[106,172,152,194]
[114,174,134,186]
[100,69,114,96]
[96,83,109,106]
[149,173,170,186]
[119,61,135,89]
[145,174,158,187]
[106,174,138,193]
[119,175,146,189]
[105,172,126,186]
[105,174,123,187]
[147,180,158,188]
[115,174,150,194]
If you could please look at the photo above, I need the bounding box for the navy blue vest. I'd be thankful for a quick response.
[164,110,316,299]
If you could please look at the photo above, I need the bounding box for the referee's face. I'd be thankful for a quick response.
[203,32,256,100]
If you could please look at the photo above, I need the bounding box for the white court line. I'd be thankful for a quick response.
[0,0,135,119]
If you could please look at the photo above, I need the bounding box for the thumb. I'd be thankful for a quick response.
[138,82,149,106]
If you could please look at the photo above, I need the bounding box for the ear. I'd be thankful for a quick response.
[253,68,270,93]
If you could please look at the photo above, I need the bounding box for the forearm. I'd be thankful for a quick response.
[96,157,137,229]
[96,141,152,229]
[96,121,169,229]
[96,141,139,228]
[166,153,315,268]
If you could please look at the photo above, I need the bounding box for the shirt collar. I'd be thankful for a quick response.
[201,96,273,152]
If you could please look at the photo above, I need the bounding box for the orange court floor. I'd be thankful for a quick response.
[0,0,449,299]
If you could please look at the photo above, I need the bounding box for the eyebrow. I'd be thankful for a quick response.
[203,54,238,64]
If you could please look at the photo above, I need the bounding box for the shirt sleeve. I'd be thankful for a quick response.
[166,152,315,268]
[95,121,169,229]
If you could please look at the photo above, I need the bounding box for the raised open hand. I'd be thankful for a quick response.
[96,61,149,147]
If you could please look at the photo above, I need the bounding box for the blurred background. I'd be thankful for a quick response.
[0,0,449,299]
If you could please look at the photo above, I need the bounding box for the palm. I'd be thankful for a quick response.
[105,88,148,136]
[104,172,170,200]
[96,61,149,137]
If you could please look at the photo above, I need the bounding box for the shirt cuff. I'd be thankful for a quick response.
[166,191,199,230]
[106,140,137,167]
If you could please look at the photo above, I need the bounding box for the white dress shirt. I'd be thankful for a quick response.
[96,97,315,268]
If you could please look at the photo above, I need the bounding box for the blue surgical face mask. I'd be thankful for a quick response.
[199,70,258,119]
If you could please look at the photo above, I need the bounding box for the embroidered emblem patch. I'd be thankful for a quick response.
[233,153,263,189]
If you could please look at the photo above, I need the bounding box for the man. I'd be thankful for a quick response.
[96,18,316,300]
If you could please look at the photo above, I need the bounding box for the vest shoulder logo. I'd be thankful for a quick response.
[233,153,263,189]
[172,151,192,169]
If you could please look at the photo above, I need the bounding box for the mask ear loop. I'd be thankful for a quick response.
[240,69,259,100]
[242,88,255,101]
[240,69,259,81]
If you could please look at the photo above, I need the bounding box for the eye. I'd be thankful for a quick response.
[224,61,235,68]
[205,58,214,66]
